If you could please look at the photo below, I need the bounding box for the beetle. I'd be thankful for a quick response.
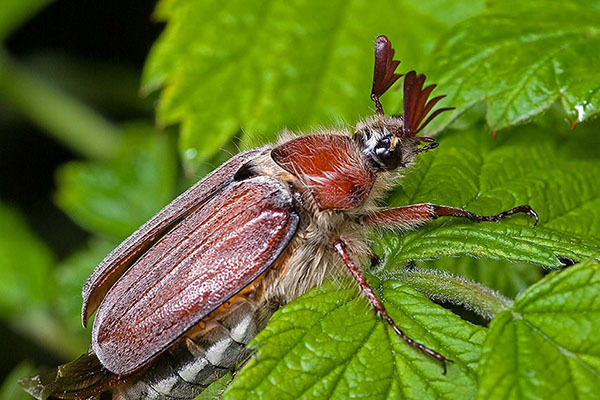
[21,35,537,400]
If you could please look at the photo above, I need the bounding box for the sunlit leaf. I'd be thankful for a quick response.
[144,0,485,172]
[376,122,600,267]
[478,259,600,400]
[426,0,600,132]
[225,279,485,400]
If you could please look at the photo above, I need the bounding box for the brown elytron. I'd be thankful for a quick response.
[81,147,267,325]
[93,177,299,375]
[21,35,537,399]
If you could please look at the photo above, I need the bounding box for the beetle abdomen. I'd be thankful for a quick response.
[114,297,266,399]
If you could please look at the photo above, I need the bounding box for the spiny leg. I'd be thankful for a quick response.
[434,205,538,224]
[333,238,449,374]
[362,203,538,229]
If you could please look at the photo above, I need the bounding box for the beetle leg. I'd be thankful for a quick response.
[333,239,449,374]
[362,203,538,229]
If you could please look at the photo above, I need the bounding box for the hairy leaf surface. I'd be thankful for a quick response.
[418,257,542,299]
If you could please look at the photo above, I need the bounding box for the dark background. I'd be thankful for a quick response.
[0,0,162,382]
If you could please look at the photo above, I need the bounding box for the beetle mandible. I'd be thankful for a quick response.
[21,35,537,400]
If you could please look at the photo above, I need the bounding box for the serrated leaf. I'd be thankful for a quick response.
[426,0,600,132]
[375,122,600,267]
[0,202,54,316]
[55,123,177,238]
[0,0,51,42]
[143,0,485,172]
[224,279,485,400]
[477,259,600,400]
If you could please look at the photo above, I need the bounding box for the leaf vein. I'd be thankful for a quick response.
[521,318,600,378]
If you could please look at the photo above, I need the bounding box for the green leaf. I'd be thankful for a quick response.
[194,372,232,400]
[0,202,54,316]
[0,0,51,42]
[143,0,485,172]
[426,0,600,132]
[0,51,121,160]
[55,123,178,238]
[477,259,600,400]
[224,279,485,400]
[375,122,600,267]
[0,213,92,367]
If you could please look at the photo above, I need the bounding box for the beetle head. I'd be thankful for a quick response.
[356,35,452,172]
[355,115,434,171]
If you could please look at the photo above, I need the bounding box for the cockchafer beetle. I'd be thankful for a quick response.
[21,35,537,400]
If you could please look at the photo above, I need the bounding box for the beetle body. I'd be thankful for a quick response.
[113,291,268,399]
[110,131,384,399]
[21,36,537,400]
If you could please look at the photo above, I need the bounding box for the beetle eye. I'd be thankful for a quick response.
[374,137,391,155]
[372,137,402,170]
[357,131,403,171]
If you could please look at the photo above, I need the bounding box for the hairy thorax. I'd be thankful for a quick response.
[249,130,395,305]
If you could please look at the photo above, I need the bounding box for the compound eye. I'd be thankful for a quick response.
[373,137,402,169]
[374,137,391,156]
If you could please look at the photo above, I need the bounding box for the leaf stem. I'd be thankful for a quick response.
[381,266,513,320]
[0,48,120,159]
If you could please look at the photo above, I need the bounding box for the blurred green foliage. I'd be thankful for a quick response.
[0,204,54,315]
[55,123,178,238]
[0,0,51,42]
[0,363,35,400]
[1,0,599,399]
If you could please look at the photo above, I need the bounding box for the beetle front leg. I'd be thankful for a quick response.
[362,203,538,229]
[333,238,449,373]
